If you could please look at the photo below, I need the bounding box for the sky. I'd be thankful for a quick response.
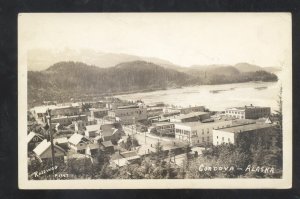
[19,13,291,68]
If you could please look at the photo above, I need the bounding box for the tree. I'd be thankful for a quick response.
[153,141,164,165]
[124,135,139,150]
[82,102,92,112]
[95,149,111,175]
[274,85,283,149]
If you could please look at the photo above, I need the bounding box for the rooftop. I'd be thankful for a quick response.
[27,132,44,144]
[214,123,275,133]
[53,137,68,144]
[226,105,270,110]
[120,151,138,158]
[31,104,79,114]
[117,105,140,109]
[52,114,87,119]
[179,105,205,110]
[68,133,89,145]
[85,124,101,132]
[153,122,174,127]
[175,119,231,128]
[89,108,108,112]
[101,141,113,147]
[172,112,209,120]
[33,139,65,156]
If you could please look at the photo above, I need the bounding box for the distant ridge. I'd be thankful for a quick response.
[28,48,281,73]
[28,60,278,107]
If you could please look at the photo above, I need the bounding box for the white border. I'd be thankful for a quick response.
[18,13,292,189]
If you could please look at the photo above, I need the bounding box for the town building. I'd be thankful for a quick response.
[147,107,164,117]
[33,139,66,162]
[27,132,44,151]
[85,142,100,156]
[170,112,210,123]
[30,104,80,122]
[163,105,205,115]
[174,120,233,146]
[178,106,206,114]
[148,122,175,137]
[100,141,115,154]
[73,119,97,133]
[99,123,124,142]
[51,114,88,126]
[68,133,90,154]
[110,151,141,167]
[225,104,271,119]
[85,124,101,138]
[53,137,69,150]
[212,122,277,147]
[107,105,147,124]
[90,108,108,119]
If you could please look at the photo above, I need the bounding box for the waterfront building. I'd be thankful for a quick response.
[147,107,164,117]
[107,105,147,124]
[51,114,88,126]
[30,104,80,122]
[170,112,210,123]
[225,104,271,119]
[90,108,108,119]
[148,122,175,136]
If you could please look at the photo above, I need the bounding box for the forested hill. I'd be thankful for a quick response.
[32,61,196,91]
[28,61,278,106]
[28,61,198,105]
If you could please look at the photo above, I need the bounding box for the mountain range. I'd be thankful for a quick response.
[28,48,281,73]
[28,60,278,107]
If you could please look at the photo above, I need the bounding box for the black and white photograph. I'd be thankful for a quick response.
[18,13,292,189]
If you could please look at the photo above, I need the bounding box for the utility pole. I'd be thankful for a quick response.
[46,109,56,179]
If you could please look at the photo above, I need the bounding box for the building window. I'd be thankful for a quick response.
[202,137,204,142]
[217,136,218,139]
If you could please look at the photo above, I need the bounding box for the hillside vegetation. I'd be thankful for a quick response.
[28,61,278,106]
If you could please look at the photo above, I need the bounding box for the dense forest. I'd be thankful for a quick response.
[28,61,278,106]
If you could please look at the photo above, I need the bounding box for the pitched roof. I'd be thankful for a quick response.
[68,133,87,145]
[101,141,113,147]
[27,132,44,144]
[173,112,209,120]
[120,151,138,158]
[100,123,115,131]
[33,139,65,156]
[112,158,128,167]
[101,127,118,137]
[85,124,101,132]
[87,143,100,150]
[94,135,102,141]
[53,137,68,144]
